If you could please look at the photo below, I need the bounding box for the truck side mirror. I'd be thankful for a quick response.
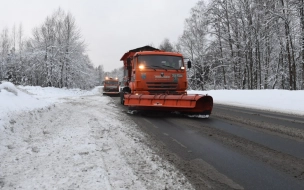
[187,61,192,69]
[127,58,132,70]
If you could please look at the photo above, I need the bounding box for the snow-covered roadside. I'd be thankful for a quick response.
[0,83,98,131]
[0,82,193,190]
[188,89,304,116]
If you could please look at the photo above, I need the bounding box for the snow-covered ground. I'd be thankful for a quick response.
[1,81,303,189]
[0,82,193,190]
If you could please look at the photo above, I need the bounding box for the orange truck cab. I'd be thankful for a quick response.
[103,77,120,95]
[120,46,213,117]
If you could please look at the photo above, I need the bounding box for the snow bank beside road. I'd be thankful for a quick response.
[188,89,304,116]
[18,85,100,103]
[0,82,18,95]
[0,83,101,130]
[0,83,47,130]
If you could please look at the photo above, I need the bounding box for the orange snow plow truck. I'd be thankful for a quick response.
[103,76,120,95]
[120,46,213,117]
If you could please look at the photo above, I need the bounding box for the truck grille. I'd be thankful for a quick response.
[104,89,118,92]
[146,82,177,90]
[104,86,118,92]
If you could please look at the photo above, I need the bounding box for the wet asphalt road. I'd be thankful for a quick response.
[111,96,304,190]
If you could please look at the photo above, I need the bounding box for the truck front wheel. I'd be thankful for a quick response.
[120,91,124,105]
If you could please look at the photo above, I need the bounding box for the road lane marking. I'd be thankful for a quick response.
[170,137,187,148]
[143,118,158,128]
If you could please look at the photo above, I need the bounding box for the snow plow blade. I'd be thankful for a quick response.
[124,94,213,115]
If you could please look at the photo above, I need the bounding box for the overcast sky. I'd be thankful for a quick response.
[1,0,201,72]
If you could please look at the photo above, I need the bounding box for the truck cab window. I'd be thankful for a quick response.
[138,55,183,69]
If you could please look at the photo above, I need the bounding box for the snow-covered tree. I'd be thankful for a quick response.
[0,8,100,89]
[174,0,304,90]
[159,38,175,52]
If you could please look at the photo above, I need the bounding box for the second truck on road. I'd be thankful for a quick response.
[103,76,120,96]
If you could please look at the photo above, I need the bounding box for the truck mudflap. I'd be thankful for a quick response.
[124,94,213,115]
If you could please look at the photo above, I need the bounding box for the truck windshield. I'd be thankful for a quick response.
[138,55,183,69]
[105,80,118,85]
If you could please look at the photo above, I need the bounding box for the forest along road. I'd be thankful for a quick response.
[112,96,304,190]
